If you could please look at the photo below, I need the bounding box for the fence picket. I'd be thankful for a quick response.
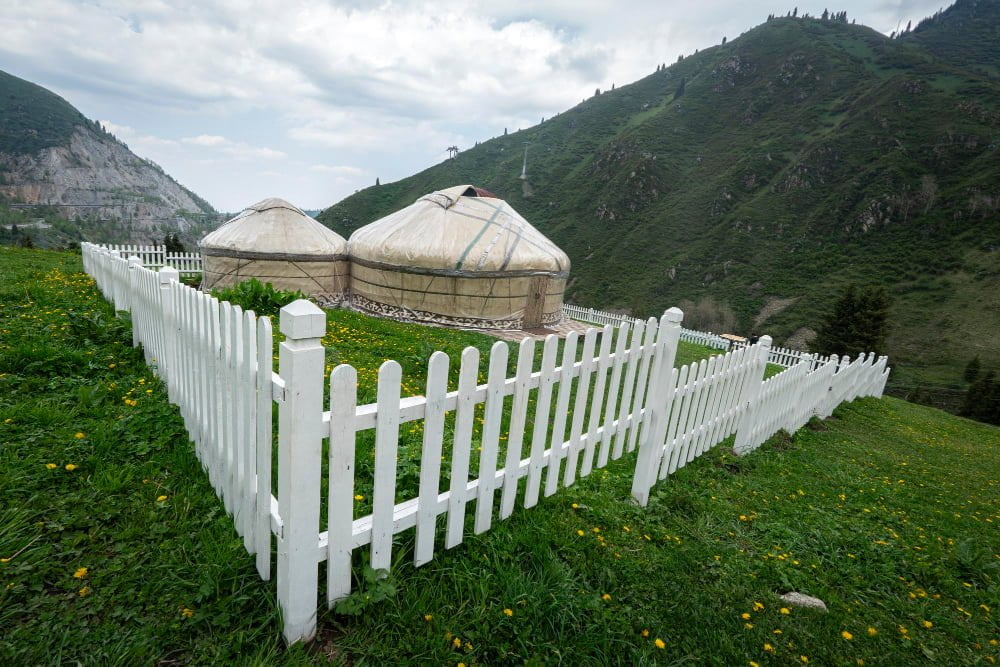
[445,347,480,549]
[613,320,645,460]
[598,323,629,468]
[581,325,613,477]
[371,361,402,572]
[501,338,534,519]
[327,364,357,601]
[544,332,578,497]
[563,328,597,487]
[415,352,449,565]
[474,341,509,534]
[525,335,558,509]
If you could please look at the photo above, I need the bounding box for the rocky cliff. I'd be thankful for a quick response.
[0,69,216,242]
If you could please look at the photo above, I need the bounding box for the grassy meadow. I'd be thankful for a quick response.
[1,246,998,665]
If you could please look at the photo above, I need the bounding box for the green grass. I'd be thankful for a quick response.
[2,247,998,665]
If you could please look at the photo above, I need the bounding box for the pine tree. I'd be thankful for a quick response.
[814,285,891,357]
[675,77,686,98]
[964,356,981,383]
[375,177,380,186]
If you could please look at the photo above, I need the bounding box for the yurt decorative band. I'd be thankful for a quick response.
[349,256,570,279]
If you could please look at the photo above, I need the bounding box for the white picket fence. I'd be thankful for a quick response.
[82,242,890,645]
[563,303,729,350]
[103,244,202,275]
[732,340,834,370]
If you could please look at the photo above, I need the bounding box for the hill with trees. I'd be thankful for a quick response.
[318,1,1000,411]
[0,70,218,247]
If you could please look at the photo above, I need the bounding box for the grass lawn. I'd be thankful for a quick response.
[1,246,998,665]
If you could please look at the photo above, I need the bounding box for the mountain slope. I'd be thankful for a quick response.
[319,7,1000,407]
[0,69,217,244]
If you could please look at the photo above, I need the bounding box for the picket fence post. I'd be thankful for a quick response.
[276,299,325,644]
[158,266,179,390]
[733,335,772,455]
[630,307,683,506]
[127,256,141,345]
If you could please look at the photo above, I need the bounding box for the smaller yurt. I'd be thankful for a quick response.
[200,198,349,302]
[348,185,570,330]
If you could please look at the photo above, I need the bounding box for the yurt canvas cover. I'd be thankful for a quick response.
[200,198,349,302]
[348,185,570,329]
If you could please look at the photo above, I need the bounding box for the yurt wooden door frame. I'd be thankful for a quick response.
[523,275,548,329]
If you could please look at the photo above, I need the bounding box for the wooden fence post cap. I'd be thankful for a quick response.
[280,299,325,339]
[663,307,683,323]
[158,266,179,284]
[759,335,773,347]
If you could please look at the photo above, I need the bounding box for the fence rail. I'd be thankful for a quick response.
[82,242,890,645]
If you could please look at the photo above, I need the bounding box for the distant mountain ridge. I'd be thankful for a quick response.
[318,0,1000,406]
[0,69,216,244]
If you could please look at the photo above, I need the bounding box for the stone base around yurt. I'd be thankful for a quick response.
[349,293,564,330]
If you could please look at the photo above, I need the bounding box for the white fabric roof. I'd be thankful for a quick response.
[201,197,347,257]
[348,185,569,276]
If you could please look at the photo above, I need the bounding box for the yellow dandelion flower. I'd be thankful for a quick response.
[764,643,774,653]
[78,586,90,596]
[458,663,466,667]
[571,503,579,509]
[641,629,649,637]
[750,662,760,667]
[577,529,585,536]
[65,464,77,471]
[867,626,877,636]
[780,607,791,615]
[503,608,513,617]
[73,567,88,579]
[921,620,932,629]
[181,607,194,618]
[800,656,809,663]
[46,463,57,469]
[463,641,472,651]
[156,495,168,502]
[354,495,364,501]
[601,594,612,601]
[452,637,462,649]
[424,614,433,621]
[74,432,85,439]
[592,527,600,533]
[745,623,754,629]
[842,630,853,640]
[654,638,665,649]
[773,629,782,635]
[741,613,751,620]
[752,602,765,611]
[898,626,908,635]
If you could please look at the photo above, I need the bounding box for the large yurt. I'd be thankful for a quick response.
[200,198,349,302]
[348,185,570,330]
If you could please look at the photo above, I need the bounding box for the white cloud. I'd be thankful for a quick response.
[182,135,227,147]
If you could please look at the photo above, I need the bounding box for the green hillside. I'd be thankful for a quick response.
[319,3,1000,410]
[0,70,94,155]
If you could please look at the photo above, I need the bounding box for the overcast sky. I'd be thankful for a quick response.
[1,0,947,212]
